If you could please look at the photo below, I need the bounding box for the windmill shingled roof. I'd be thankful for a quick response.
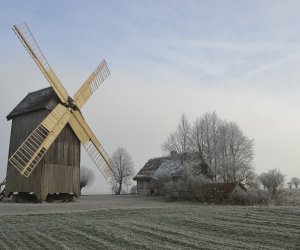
[6,87,60,120]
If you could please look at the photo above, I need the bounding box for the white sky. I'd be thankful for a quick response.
[0,1,300,193]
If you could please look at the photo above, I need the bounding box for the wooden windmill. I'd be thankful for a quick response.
[5,22,115,201]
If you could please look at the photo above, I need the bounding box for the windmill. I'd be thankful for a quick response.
[5,22,115,201]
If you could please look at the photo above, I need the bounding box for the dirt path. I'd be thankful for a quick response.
[0,195,188,215]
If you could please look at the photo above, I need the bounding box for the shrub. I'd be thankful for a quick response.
[258,169,285,204]
[80,166,95,191]
[152,174,172,195]
[231,188,269,205]
[291,177,300,188]
[130,185,137,194]
[231,187,286,206]
[153,165,211,200]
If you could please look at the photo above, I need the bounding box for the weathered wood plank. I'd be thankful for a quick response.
[6,109,80,200]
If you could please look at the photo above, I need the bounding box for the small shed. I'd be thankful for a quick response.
[196,182,247,203]
[5,87,81,201]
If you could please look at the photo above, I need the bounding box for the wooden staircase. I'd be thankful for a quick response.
[0,178,6,201]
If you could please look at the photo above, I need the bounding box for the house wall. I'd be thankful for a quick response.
[6,110,80,200]
[137,180,153,195]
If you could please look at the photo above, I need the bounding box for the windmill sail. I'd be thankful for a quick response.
[73,60,110,109]
[13,22,69,103]
[11,22,114,180]
[9,104,71,177]
[69,111,115,179]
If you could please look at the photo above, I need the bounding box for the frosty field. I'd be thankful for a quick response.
[0,195,299,249]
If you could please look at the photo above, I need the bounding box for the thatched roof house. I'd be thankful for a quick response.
[133,157,168,181]
[132,156,179,195]
[133,152,211,195]
[133,152,247,201]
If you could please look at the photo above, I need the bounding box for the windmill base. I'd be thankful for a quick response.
[46,193,76,202]
[9,192,77,203]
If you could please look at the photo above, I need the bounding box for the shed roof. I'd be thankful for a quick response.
[7,87,60,120]
[200,182,246,200]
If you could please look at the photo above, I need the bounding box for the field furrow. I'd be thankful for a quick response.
[0,200,299,249]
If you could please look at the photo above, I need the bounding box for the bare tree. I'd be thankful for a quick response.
[291,177,300,188]
[191,112,221,180]
[191,117,205,160]
[80,166,95,191]
[163,112,254,183]
[162,114,192,163]
[259,169,285,202]
[108,147,135,195]
[218,121,254,183]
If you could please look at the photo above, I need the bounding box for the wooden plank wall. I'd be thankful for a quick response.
[6,110,80,200]
[137,180,152,195]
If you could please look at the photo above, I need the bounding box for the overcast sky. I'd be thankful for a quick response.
[1,1,300,193]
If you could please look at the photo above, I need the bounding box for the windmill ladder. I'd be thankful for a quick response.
[0,178,6,201]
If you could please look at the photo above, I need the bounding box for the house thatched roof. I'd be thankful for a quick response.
[7,87,59,120]
[133,152,212,181]
[133,157,169,181]
[152,159,182,180]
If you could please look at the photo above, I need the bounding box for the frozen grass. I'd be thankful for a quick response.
[0,204,299,249]
[285,188,300,206]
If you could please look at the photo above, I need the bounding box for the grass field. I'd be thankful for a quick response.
[0,198,299,249]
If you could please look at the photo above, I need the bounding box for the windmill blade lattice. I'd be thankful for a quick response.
[9,104,71,177]
[69,111,115,179]
[73,60,110,109]
[13,22,69,103]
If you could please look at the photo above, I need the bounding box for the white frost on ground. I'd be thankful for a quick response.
[0,195,187,216]
[0,196,299,250]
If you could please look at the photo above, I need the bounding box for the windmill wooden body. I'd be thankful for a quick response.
[6,88,81,200]
[5,22,115,201]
